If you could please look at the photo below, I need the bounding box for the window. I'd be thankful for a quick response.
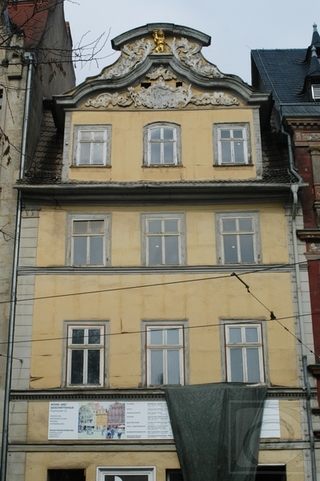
[255,465,286,481]
[73,125,111,166]
[144,123,180,165]
[144,323,185,386]
[97,467,155,481]
[48,470,85,481]
[142,213,185,266]
[216,212,261,264]
[311,84,320,100]
[167,470,184,481]
[67,324,105,386]
[224,323,265,383]
[68,214,110,266]
[214,123,250,164]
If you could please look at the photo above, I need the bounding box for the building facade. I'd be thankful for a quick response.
[7,23,317,481]
[0,0,75,474]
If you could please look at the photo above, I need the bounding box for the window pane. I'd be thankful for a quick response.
[72,329,84,344]
[230,349,243,382]
[163,128,174,140]
[148,220,162,233]
[167,350,180,384]
[234,142,245,163]
[150,128,161,140]
[163,143,174,163]
[148,236,162,264]
[239,234,254,262]
[245,327,258,343]
[167,328,180,345]
[220,130,231,139]
[164,219,178,233]
[222,219,236,232]
[221,142,231,163]
[239,218,252,232]
[89,220,104,233]
[233,130,244,139]
[93,131,105,141]
[223,235,238,263]
[246,348,261,382]
[71,350,83,384]
[165,236,179,264]
[92,142,104,164]
[229,327,241,343]
[150,328,163,345]
[79,143,90,164]
[73,237,87,264]
[73,221,88,234]
[150,350,163,384]
[90,236,103,264]
[150,143,161,164]
[88,329,101,344]
[80,131,91,141]
[87,350,100,384]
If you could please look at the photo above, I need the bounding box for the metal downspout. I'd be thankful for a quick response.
[283,122,317,481]
[0,52,34,481]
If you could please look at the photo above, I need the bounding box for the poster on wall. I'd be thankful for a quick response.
[48,399,280,441]
[48,400,173,440]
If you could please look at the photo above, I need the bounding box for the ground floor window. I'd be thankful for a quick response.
[97,468,155,481]
[48,469,85,481]
[166,466,286,481]
[255,465,286,481]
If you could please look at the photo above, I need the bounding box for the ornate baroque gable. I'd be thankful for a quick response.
[54,24,269,116]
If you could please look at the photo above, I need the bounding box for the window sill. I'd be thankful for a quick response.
[142,164,182,168]
[214,163,253,167]
[70,164,111,168]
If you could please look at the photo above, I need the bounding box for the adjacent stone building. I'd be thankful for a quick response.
[0,0,75,474]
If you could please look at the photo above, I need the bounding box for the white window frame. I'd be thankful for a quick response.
[223,322,265,383]
[141,213,186,266]
[66,323,107,387]
[311,84,320,100]
[143,122,181,166]
[67,214,111,266]
[143,322,186,386]
[215,212,261,264]
[73,124,111,166]
[97,467,155,481]
[213,123,251,165]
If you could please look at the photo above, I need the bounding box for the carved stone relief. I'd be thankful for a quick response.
[85,79,239,110]
[168,37,224,78]
[98,39,153,80]
[98,35,225,80]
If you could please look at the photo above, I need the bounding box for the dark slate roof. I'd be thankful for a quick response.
[251,24,320,108]
[251,49,308,104]
[21,110,295,188]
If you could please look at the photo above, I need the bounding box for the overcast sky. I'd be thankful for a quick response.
[64,0,318,86]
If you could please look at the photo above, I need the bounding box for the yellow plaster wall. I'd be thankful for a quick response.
[68,107,258,182]
[29,270,296,390]
[36,204,289,267]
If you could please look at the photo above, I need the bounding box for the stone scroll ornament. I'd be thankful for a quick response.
[85,78,239,110]
[168,37,225,78]
[98,39,153,79]
[98,33,224,80]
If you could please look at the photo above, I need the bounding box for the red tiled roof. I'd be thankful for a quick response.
[7,0,56,48]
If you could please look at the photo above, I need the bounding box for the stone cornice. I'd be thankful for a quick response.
[10,387,314,402]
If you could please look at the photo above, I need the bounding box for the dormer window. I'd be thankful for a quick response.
[311,84,320,100]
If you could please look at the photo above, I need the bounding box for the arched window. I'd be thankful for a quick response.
[144,122,181,166]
